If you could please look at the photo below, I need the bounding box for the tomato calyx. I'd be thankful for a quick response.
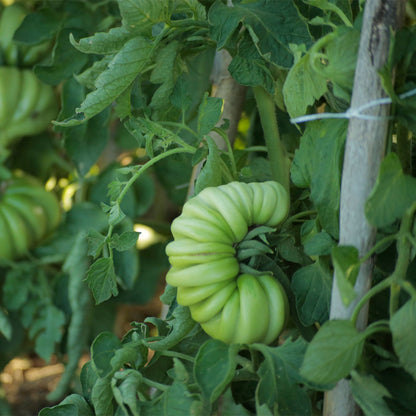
[235,225,276,275]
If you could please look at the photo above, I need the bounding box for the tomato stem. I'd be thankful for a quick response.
[158,350,195,362]
[142,377,170,392]
[351,201,416,324]
[253,86,289,193]
[359,233,398,264]
[363,320,391,338]
[106,146,195,242]
[350,276,394,326]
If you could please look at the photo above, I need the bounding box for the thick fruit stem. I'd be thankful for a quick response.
[253,86,289,194]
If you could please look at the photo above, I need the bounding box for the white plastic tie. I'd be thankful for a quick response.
[290,87,416,124]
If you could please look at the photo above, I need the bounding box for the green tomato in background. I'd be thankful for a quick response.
[0,67,58,148]
[165,181,290,345]
[0,171,61,260]
[0,3,52,67]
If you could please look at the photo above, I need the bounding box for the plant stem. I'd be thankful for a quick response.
[397,125,411,173]
[360,233,398,264]
[253,86,289,194]
[159,350,195,362]
[106,146,195,239]
[142,377,170,392]
[350,275,394,326]
[363,320,391,338]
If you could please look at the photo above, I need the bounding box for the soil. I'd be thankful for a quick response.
[2,355,72,416]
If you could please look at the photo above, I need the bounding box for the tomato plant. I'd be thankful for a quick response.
[0,0,415,415]
[0,171,60,259]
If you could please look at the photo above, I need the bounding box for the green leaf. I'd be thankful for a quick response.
[304,0,353,26]
[390,299,416,381]
[300,320,365,385]
[194,340,239,403]
[220,388,252,416]
[0,308,12,341]
[150,41,182,114]
[115,242,168,305]
[39,404,80,416]
[291,261,332,326]
[29,304,66,361]
[76,56,114,90]
[114,247,140,290]
[303,231,335,256]
[34,202,108,260]
[111,231,139,252]
[366,152,416,228]
[350,371,394,416]
[91,377,114,416]
[65,109,111,176]
[3,266,33,310]
[70,27,133,55]
[119,0,169,34]
[197,93,223,137]
[194,136,223,194]
[111,343,143,375]
[109,204,126,227]
[291,119,347,238]
[112,370,142,416]
[145,305,196,351]
[14,9,60,44]
[39,394,94,416]
[283,51,328,118]
[49,233,93,402]
[91,332,122,378]
[80,361,98,405]
[57,77,111,176]
[253,338,312,415]
[228,32,274,92]
[163,380,200,416]
[171,75,192,112]
[331,245,360,306]
[34,29,89,86]
[309,26,359,101]
[154,152,193,206]
[86,258,119,304]
[209,0,311,68]
[87,229,106,258]
[61,36,154,125]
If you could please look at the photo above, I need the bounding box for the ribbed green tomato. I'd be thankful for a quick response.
[0,172,61,260]
[165,181,290,345]
[0,67,58,148]
[0,3,52,67]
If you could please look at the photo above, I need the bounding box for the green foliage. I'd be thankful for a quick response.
[1,0,416,414]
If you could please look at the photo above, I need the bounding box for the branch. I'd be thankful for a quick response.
[323,1,406,416]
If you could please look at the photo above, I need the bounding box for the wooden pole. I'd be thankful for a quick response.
[323,1,406,415]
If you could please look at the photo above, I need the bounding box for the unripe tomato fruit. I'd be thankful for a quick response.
[165,181,290,345]
[0,67,58,148]
[0,171,61,260]
[0,3,52,67]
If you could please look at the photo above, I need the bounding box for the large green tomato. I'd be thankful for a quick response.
[0,3,52,67]
[0,171,61,260]
[0,67,58,148]
[165,181,290,345]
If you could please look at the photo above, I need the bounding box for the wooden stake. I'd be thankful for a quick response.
[323,1,406,415]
